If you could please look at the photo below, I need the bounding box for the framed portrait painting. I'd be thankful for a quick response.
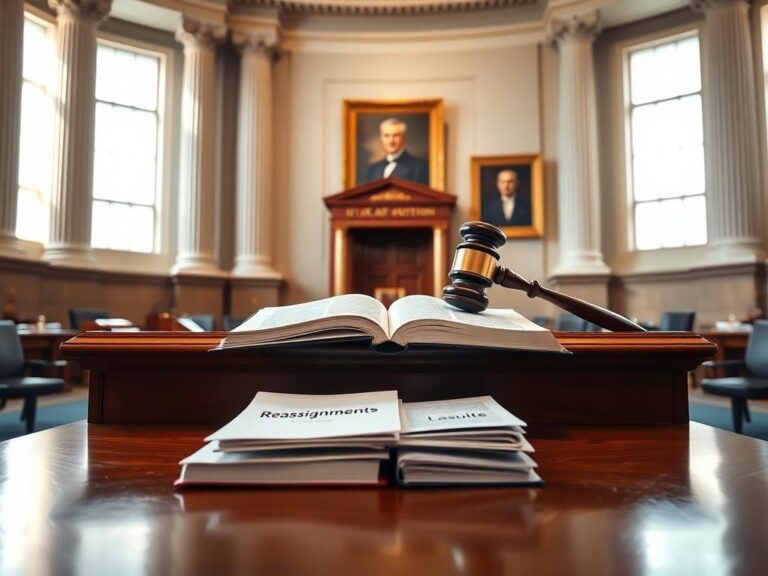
[471,154,544,239]
[343,99,445,191]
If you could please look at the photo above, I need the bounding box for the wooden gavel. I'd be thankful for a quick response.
[442,221,645,332]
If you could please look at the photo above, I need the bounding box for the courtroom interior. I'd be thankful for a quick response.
[1,1,768,573]
[2,0,767,332]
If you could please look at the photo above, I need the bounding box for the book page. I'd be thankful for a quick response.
[386,294,564,352]
[206,390,401,442]
[388,295,546,335]
[400,396,526,434]
[182,443,389,465]
[233,294,389,334]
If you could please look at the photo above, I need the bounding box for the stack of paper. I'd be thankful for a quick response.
[175,390,401,487]
[175,391,543,488]
[396,396,542,486]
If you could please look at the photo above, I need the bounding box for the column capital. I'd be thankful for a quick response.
[176,16,227,49]
[48,0,111,21]
[231,27,281,55]
[691,0,748,13]
[547,10,601,47]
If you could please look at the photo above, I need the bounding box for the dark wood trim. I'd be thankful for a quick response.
[61,331,715,427]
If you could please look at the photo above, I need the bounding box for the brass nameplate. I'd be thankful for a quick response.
[344,206,436,218]
[370,191,412,202]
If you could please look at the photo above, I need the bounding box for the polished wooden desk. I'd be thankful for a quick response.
[18,328,79,387]
[0,421,765,574]
[693,330,750,386]
[61,331,715,426]
[700,329,750,361]
[18,328,77,360]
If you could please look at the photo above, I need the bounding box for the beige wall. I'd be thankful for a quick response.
[274,40,552,319]
[4,3,768,331]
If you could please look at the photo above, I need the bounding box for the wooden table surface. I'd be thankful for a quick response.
[1,421,766,575]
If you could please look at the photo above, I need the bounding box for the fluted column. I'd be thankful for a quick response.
[0,0,26,257]
[231,26,281,279]
[549,12,609,276]
[694,0,764,263]
[44,0,111,267]
[171,17,226,276]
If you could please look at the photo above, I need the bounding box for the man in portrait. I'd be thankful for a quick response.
[481,168,531,227]
[364,118,429,185]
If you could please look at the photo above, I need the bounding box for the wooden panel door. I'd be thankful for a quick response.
[349,228,433,300]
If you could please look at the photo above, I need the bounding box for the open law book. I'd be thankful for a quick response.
[217,294,565,353]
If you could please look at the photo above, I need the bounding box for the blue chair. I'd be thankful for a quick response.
[0,321,66,433]
[69,308,108,330]
[701,320,768,433]
[554,314,589,331]
[223,315,248,331]
[188,314,217,331]
[660,310,696,331]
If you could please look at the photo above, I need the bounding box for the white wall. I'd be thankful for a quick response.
[273,41,553,318]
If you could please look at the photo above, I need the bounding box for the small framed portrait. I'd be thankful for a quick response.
[343,99,445,190]
[471,154,544,239]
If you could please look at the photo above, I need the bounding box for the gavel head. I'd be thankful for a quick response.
[442,221,506,312]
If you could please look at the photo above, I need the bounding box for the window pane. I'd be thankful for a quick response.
[630,49,657,105]
[133,55,159,110]
[658,198,685,248]
[23,19,55,87]
[635,202,663,250]
[630,36,701,105]
[91,200,111,248]
[632,151,661,202]
[93,41,162,253]
[682,196,707,246]
[130,205,155,253]
[95,45,117,103]
[627,33,706,251]
[18,83,53,191]
[17,16,55,243]
[97,44,160,111]
[675,37,701,95]
[16,187,49,244]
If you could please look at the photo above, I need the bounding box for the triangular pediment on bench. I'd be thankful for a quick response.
[324,177,456,208]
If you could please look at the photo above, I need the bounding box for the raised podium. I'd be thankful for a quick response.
[60,331,715,426]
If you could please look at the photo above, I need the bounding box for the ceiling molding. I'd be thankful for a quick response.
[231,0,538,15]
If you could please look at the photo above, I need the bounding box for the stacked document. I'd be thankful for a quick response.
[175,391,542,488]
[175,390,401,487]
[396,396,542,487]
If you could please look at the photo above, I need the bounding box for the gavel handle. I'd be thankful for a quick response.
[495,267,645,332]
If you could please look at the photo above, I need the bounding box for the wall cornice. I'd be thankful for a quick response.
[232,0,537,15]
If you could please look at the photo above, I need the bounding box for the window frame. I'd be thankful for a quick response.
[16,8,56,247]
[623,29,707,252]
[92,31,173,260]
[603,21,709,276]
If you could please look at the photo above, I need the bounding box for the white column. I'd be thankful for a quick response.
[231,28,281,279]
[549,12,609,276]
[44,0,111,268]
[171,17,226,276]
[0,0,26,257]
[694,0,764,263]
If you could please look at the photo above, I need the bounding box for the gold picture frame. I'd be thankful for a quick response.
[343,99,445,191]
[470,154,544,239]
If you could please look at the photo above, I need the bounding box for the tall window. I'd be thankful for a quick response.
[17,15,56,243]
[92,40,163,253]
[626,33,706,250]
